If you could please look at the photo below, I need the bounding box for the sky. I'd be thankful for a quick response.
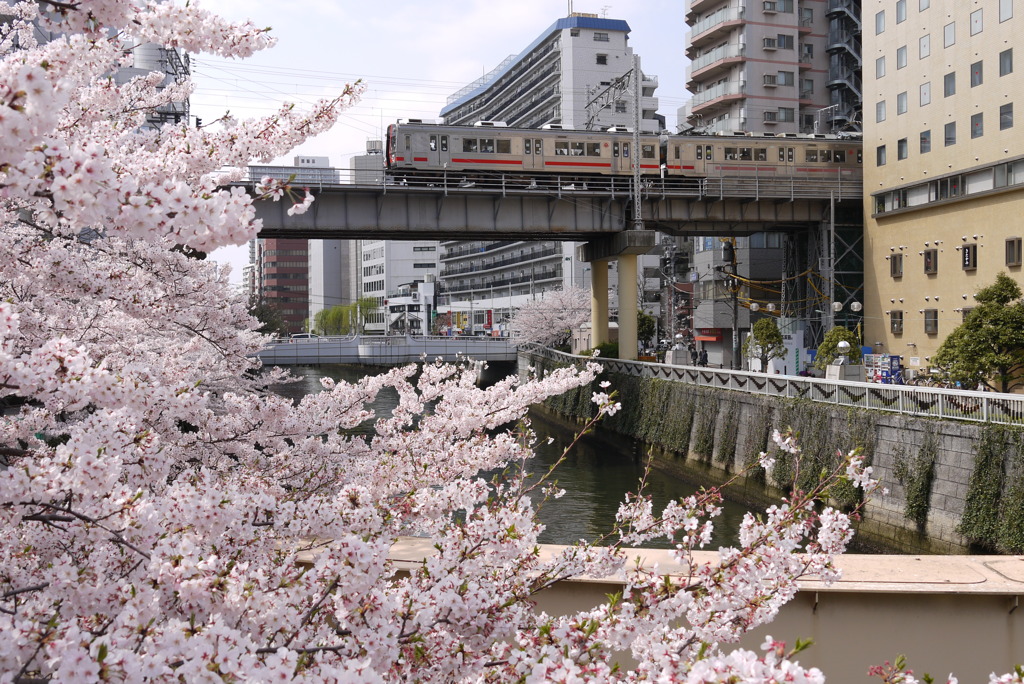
[192,0,690,283]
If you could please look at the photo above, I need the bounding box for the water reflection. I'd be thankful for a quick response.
[269,364,749,549]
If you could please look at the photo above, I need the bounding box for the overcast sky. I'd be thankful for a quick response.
[194,1,689,283]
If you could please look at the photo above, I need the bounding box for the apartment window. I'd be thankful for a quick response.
[1001,103,1014,130]
[877,145,887,166]
[972,112,984,138]
[593,32,609,41]
[944,72,955,97]
[920,82,931,106]
[963,243,978,270]
[920,129,931,153]
[778,70,795,86]
[921,248,939,274]
[891,310,904,335]
[897,46,908,69]
[1001,0,1013,22]
[920,34,931,59]
[1001,49,1013,76]
[944,22,955,47]
[898,138,909,160]
[945,122,957,146]
[876,56,886,78]
[1007,237,1023,266]
[778,107,795,122]
[570,28,580,36]
[924,309,939,335]
[971,61,984,87]
[777,34,794,49]
[897,91,908,115]
[801,78,814,95]
[615,100,627,113]
[876,10,886,34]
[897,0,907,22]
[920,0,929,8]
[891,253,904,277]
[971,9,984,35]
[876,100,887,122]
[962,308,975,322]
[596,54,608,65]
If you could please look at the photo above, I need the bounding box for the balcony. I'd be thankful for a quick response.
[691,80,744,110]
[686,0,725,22]
[688,6,745,49]
[688,43,745,81]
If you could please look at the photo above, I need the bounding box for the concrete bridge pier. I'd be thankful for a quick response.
[590,261,610,347]
[617,254,638,361]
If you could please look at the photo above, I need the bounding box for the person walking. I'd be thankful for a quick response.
[689,344,698,365]
[698,348,708,367]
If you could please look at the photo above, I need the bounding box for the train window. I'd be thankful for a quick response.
[820,149,832,162]
[724,147,738,160]
[555,141,569,156]
[641,144,656,159]
[739,148,753,161]
[429,135,437,151]
[857,149,862,164]
[571,141,585,156]
[533,139,541,154]
[463,139,478,153]
[586,142,601,156]
[805,149,818,162]
[779,148,786,162]
[623,143,630,158]
[674,146,681,159]
[497,139,511,154]
[834,150,846,163]
[440,136,448,152]
[405,135,411,150]
[525,139,532,154]
[705,145,712,161]
[787,148,794,163]
[754,148,767,162]
[696,146,702,160]
[612,143,619,157]
[480,138,494,153]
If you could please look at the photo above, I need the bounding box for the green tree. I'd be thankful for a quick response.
[248,299,289,338]
[637,311,656,348]
[813,326,862,370]
[933,273,1024,393]
[743,317,786,371]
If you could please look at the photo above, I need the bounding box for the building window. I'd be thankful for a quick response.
[898,138,909,160]
[897,45,908,69]
[1001,103,1014,130]
[897,0,907,22]
[944,72,955,97]
[1001,49,1013,76]
[1007,237,1023,266]
[920,82,931,106]
[963,243,978,270]
[877,145,887,166]
[920,34,931,59]
[920,0,929,8]
[777,107,795,122]
[876,100,887,122]
[891,310,904,335]
[614,100,627,113]
[593,32,609,41]
[972,112,984,138]
[924,309,939,335]
[944,22,955,47]
[923,248,938,274]
[891,253,904,277]
[596,54,608,65]
[945,122,957,146]
[876,10,886,34]
[778,70,795,86]
[778,34,794,49]
[876,56,886,78]
[971,61,983,87]
[801,78,814,95]
[971,9,984,35]
[920,129,931,153]
[1001,0,1013,22]
[897,91,908,114]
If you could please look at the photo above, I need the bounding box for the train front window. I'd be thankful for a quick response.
[404,135,411,150]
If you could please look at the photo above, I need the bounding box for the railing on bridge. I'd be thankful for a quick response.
[258,334,519,366]
[242,167,862,202]
[526,346,1024,427]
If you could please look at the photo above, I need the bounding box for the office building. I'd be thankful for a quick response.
[863,0,1024,368]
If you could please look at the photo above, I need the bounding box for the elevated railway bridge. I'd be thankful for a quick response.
[247,165,863,360]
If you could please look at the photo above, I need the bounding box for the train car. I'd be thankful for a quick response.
[385,120,861,182]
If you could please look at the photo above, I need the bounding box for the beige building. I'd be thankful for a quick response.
[863,0,1024,370]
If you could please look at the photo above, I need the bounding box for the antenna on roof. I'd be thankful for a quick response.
[601,5,611,17]
[568,0,573,16]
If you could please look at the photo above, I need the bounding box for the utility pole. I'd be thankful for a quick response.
[721,237,740,370]
[632,54,643,232]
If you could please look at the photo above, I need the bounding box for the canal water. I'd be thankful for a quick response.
[272,364,751,550]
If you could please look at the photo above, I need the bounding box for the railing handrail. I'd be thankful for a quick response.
[523,346,1024,427]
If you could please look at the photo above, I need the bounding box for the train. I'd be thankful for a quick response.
[385,120,862,183]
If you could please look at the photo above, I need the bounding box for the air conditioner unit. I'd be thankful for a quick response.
[764,1,778,12]
[763,74,778,86]
[763,37,777,49]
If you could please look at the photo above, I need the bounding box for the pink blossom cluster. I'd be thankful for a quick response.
[509,285,592,347]
[0,2,1006,682]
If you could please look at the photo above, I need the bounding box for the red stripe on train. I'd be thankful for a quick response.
[450,158,524,165]
[413,157,428,162]
[544,161,613,168]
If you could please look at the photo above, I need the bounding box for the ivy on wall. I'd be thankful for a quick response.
[714,400,740,467]
[958,425,1009,550]
[741,402,773,484]
[692,396,719,462]
[997,433,1024,552]
[892,425,938,528]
